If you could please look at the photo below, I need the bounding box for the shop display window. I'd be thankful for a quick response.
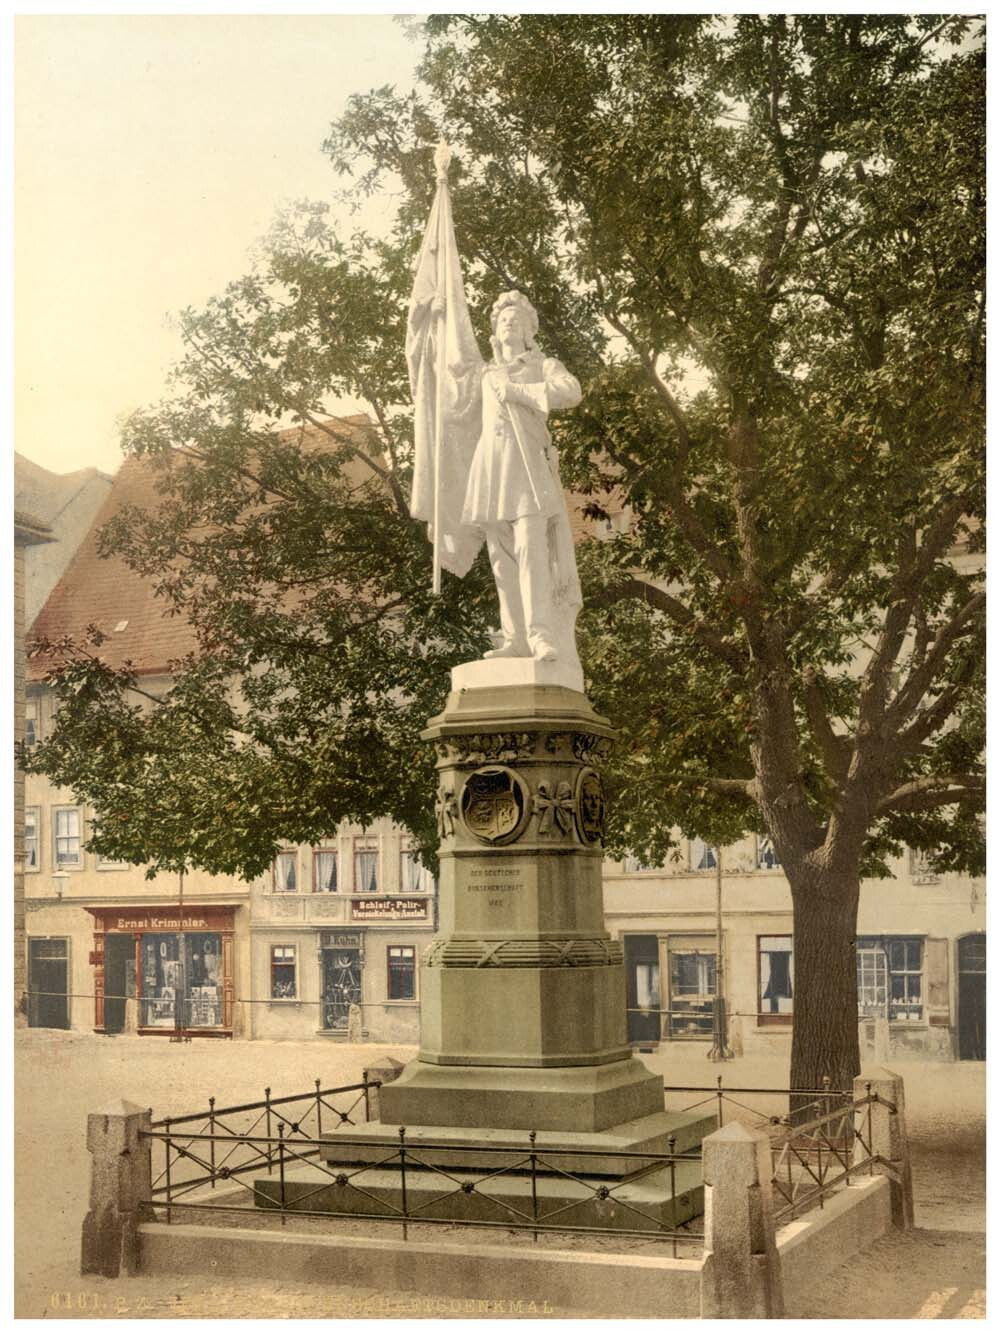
[140,931,223,1028]
[271,945,297,998]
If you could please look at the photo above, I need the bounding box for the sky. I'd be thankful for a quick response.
[14,13,423,478]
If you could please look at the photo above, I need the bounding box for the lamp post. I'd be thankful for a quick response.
[708,846,733,1061]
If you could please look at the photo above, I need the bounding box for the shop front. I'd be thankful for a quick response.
[87,906,236,1037]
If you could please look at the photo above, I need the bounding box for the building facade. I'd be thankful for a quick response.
[604,834,985,1063]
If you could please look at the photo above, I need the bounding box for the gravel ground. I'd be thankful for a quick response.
[14,1029,985,1319]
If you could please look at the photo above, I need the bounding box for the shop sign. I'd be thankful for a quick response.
[351,898,428,921]
[114,915,209,931]
[320,931,363,950]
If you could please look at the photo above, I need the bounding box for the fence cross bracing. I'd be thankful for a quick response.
[147,1078,374,1199]
[768,1083,892,1223]
[140,1094,705,1253]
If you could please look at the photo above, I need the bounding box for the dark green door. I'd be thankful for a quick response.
[28,939,69,1029]
[624,934,661,1043]
[958,934,985,1060]
[103,934,133,1034]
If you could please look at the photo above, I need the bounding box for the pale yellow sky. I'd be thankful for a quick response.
[15,14,423,477]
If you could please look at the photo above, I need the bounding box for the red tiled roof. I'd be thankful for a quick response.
[26,417,375,680]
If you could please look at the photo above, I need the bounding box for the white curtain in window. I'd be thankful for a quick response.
[314,851,337,893]
[356,849,379,893]
[274,853,297,892]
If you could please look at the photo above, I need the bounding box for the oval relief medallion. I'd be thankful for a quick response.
[460,765,530,845]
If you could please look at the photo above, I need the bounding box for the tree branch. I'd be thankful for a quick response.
[876,774,985,818]
[590,577,746,670]
[801,666,850,786]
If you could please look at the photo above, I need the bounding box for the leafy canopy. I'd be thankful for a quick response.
[26,15,984,885]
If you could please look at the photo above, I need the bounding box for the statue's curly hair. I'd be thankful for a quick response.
[490,290,539,347]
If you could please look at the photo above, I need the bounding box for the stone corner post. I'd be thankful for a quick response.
[700,1121,784,1319]
[363,1056,405,1122]
[854,1066,914,1229]
[80,1098,154,1278]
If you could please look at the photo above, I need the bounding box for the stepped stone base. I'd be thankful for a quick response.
[320,1108,714,1178]
[377,1056,665,1133]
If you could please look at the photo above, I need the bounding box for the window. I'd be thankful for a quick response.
[856,937,923,1022]
[53,807,82,869]
[24,807,39,872]
[271,945,297,999]
[313,849,338,893]
[756,835,781,870]
[401,851,433,894]
[668,936,717,1038]
[387,946,416,1000]
[355,846,379,894]
[758,935,794,1023]
[25,698,39,747]
[272,851,298,893]
[690,839,717,872]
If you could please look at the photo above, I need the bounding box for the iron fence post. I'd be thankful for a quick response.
[363,1071,372,1123]
[315,1079,323,1137]
[716,1075,724,1129]
[278,1124,287,1226]
[529,1130,538,1243]
[208,1097,216,1189]
[398,1126,408,1242]
[866,1082,873,1175]
[668,1135,677,1258]
[265,1086,273,1174]
[163,1118,172,1224]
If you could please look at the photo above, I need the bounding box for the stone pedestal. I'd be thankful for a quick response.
[304,664,714,1229]
[379,664,661,1133]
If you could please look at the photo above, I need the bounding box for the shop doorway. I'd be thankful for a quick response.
[104,934,135,1034]
[27,938,69,1029]
[321,948,362,1030]
[957,934,985,1061]
[624,935,661,1044]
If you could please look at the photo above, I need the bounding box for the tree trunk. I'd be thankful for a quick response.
[787,864,861,1099]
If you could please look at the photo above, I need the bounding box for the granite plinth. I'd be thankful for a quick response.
[451,657,584,695]
[377,1057,665,1133]
[319,1109,714,1178]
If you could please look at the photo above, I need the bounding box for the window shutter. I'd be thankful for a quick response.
[925,937,950,1026]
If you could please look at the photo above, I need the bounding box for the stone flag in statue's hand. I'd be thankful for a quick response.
[406,142,485,589]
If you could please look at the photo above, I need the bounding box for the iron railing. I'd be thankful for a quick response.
[769,1082,889,1222]
[141,1108,704,1253]
[664,1073,852,1132]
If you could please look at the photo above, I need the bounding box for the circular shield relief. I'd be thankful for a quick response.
[575,767,606,845]
[460,765,530,845]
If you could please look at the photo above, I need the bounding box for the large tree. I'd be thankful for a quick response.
[26,15,984,1090]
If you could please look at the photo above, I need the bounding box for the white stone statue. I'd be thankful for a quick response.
[407,144,583,674]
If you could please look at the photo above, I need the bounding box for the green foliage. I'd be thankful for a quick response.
[25,15,984,893]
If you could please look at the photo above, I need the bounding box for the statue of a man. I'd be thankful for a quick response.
[460,290,582,663]
[406,148,584,673]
